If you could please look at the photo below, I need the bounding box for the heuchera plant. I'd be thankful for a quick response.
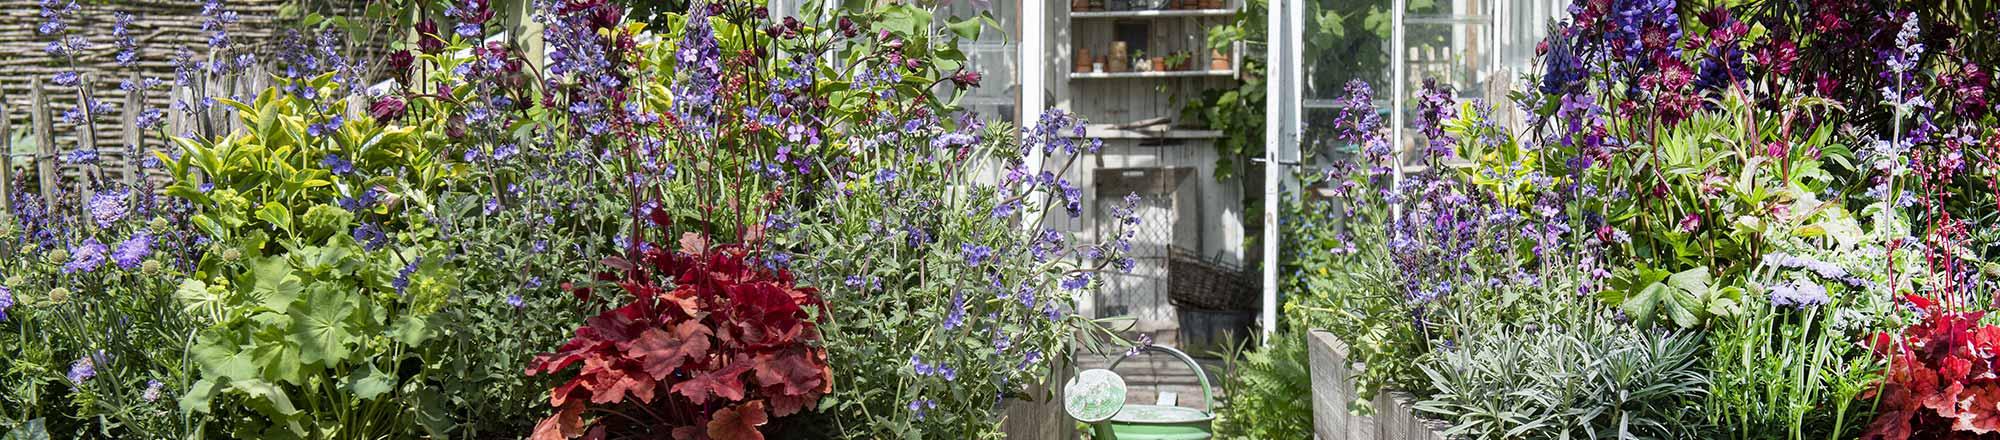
[1865,294,2000,439]
[527,231,831,440]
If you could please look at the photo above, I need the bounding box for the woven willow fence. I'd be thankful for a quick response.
[0,0,301,211]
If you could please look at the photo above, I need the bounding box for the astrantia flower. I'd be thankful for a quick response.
[113,232,153,269]
[65,238,109,273]
[369,96,407,123]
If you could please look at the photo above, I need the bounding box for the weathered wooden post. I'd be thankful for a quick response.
[123,73,145,191]
[29,78,58,206]
[1,92,14,214]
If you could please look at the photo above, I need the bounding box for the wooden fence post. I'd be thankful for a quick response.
[123,73,145,191]
[29,78,57,206]
[1,93,13,214]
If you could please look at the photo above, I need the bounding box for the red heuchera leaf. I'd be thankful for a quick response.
[1865,303,2000,440]
[1954,385,2000,433]
[707,400,769,440]
[628,321,714,380]
[531,401,586,440]
[675,357,752,405]
[530,241,829,437]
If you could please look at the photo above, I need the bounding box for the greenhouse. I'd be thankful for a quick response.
[0,0,1994,439]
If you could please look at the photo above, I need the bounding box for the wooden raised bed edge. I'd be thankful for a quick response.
[1308,330,1451,440]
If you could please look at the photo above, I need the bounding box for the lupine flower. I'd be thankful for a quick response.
[66,238,109,273]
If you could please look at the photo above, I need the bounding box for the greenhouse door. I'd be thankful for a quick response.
[1091,168,1184,332]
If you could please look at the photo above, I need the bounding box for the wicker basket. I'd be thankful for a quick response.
[1168,247,1254,311]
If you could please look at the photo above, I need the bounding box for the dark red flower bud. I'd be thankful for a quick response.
[369,96,407,123]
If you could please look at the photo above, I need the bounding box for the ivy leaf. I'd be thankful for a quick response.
[629,321,713,380]
[288,286,360,367]
[706,400,768,440]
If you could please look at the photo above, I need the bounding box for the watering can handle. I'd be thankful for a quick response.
[1105,345,1215,415]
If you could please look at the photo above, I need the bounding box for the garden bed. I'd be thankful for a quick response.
[1307,330,1448,440]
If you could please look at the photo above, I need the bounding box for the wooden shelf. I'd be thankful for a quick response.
[1069,8,1237,19]
[1068,124,1223,140]
[1068,70,1235,80]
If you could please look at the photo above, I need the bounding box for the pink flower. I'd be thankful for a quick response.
[1678,213,1701,232]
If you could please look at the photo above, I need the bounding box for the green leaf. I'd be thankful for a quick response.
[344,363,395,400]
[2,419,49,440]
[391,313,434,348]
[256,202,295,234]
[1620,282,1660,328]
[178,379,222,414]
[193,335,257,383]
[945,16,983,40]
[288,286,360,367]
[248,257,305,312]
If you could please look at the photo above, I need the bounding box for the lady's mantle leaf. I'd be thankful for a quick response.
[289,287,360,367]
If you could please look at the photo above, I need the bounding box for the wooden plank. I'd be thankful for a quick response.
[1,89,11,213]
[29,78,55,205]
[123,73,143,190]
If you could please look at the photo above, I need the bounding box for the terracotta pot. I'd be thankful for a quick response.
[1210,49,1231,70]
[1075,48,1094,73]
[1203,0,1224,9]
[1151,57,1167,72]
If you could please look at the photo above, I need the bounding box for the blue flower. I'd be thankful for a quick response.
[0,286,13,322]
[113,232,153,269]
[506,294,524,308]
[393,257,422,296]
[66,238,109,273]
[320,154,354,175]
[943,291,966,330]
[67,356,95,384]
[142,380,164,402]
[1061,273,1091,290]
[960,243,992,266]
[1768,281,1830,309]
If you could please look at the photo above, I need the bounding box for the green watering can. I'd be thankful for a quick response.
[1063,345,1216,440]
